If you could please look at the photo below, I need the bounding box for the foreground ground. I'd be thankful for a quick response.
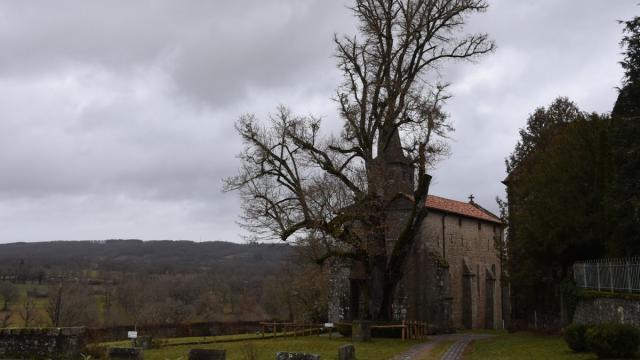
[101,330,626,360]
[464,331,597,360]
[142,337,423,360]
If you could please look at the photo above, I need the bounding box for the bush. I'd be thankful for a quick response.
[564,324,591,352]
[82,344,106,360]
[335,322,352,337]
[585,323,640,359]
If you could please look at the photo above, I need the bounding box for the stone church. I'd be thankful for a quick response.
[328,131,505,331]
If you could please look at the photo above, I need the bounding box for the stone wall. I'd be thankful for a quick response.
[419,210,503,329]
[573,296,640,327]
[328,260,352,323]
[0,327,87,359]
[326,206,504,331]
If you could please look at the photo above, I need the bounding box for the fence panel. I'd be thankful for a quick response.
[573,257,640,293]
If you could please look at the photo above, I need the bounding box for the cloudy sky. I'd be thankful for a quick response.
[0,1,636,243]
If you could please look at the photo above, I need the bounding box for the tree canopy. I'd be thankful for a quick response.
[226,0,494,320]
[609,15,640,256]
[505,98,612,323]
[505,13,640,327]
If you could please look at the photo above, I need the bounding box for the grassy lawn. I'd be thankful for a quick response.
[100,332,293,348]
[464,332,597,360]
[141,336,423,360]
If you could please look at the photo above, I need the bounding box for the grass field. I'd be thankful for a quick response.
[137,336,422,360]
[100,332,292,348]
[5,284,50,327]
[463,332,597,360]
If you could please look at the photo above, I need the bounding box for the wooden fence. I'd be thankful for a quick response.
[260,320,428,341]
[259,322,333,338]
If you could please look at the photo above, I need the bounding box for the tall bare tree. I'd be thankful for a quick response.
[226,0,493,320]
[46,283,99,327]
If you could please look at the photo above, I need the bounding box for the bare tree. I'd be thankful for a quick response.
[18,294,38,327]
[226,0,494,320]
[46,283,99,327]
[0,310,11,328]
[0,281,18,311]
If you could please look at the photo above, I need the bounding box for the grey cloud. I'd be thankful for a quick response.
[0,0,637,243]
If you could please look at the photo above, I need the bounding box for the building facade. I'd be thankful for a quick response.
[328,132,505,331]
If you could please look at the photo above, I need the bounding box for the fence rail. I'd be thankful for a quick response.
[573,257,640,293]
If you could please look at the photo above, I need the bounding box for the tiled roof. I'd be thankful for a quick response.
[425,195,503,224]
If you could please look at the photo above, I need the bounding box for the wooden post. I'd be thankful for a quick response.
[402,320,406,341]
[273,322,276,338]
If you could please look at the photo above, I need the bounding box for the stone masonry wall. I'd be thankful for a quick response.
[0,327,87,359]
[573,296,640,327]
[419,210,503,329]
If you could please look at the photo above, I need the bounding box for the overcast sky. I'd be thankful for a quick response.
[0,1,636,243]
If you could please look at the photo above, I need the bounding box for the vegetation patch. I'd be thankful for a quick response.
[563,324,591,353]
[584,323,640,359]
[142,336,422,360]
[579,290,640,301]
[464,331,596,360]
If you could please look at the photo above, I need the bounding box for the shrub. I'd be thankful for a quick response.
[564,324,591,352]
[335,322,352,337]
[585,323,640,359]
[82,344,106,360]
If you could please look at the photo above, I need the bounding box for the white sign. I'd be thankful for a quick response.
[127,331,138,339]
[324,323,334,328]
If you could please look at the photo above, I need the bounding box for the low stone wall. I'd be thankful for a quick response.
[0,327,87,359]
[87,321,264,342]
[573,295,640,327]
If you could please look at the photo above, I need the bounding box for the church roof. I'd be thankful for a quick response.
[426,195,503,224]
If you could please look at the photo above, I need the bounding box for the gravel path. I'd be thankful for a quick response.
[388,333,495,360]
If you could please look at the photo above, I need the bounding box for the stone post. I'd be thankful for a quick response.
[351,320,371,342]
[275,352,321,360]
[188,349,226,360]
[338,344,355,360]
[107,347,143,360]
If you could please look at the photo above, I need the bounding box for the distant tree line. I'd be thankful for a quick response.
[0,240,328,329]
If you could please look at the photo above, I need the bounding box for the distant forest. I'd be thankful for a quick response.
[0,240,328,328]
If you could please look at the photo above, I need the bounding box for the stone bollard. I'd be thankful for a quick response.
[107,347,143,360]
[188,349,226,360]
[134,335,153,349]
[275,351,321,360]
[338,344,355,360]
[351,320,371,342]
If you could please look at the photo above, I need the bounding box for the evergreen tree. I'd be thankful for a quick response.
[506,98,612,325]
[609,15,640,256]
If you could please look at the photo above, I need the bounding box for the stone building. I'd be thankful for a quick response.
[328,131,505,331]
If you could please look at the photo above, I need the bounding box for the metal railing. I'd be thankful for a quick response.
[573,257,640,293]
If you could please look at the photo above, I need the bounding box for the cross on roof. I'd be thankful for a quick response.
[468,194,475,203]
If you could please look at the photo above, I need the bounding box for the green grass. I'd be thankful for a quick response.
[141,336,423,360]
[99,332,293,348]
[464,332,597,360]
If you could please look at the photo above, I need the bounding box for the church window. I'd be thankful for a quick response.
[478,222,482,231]
[458,217,462,226]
